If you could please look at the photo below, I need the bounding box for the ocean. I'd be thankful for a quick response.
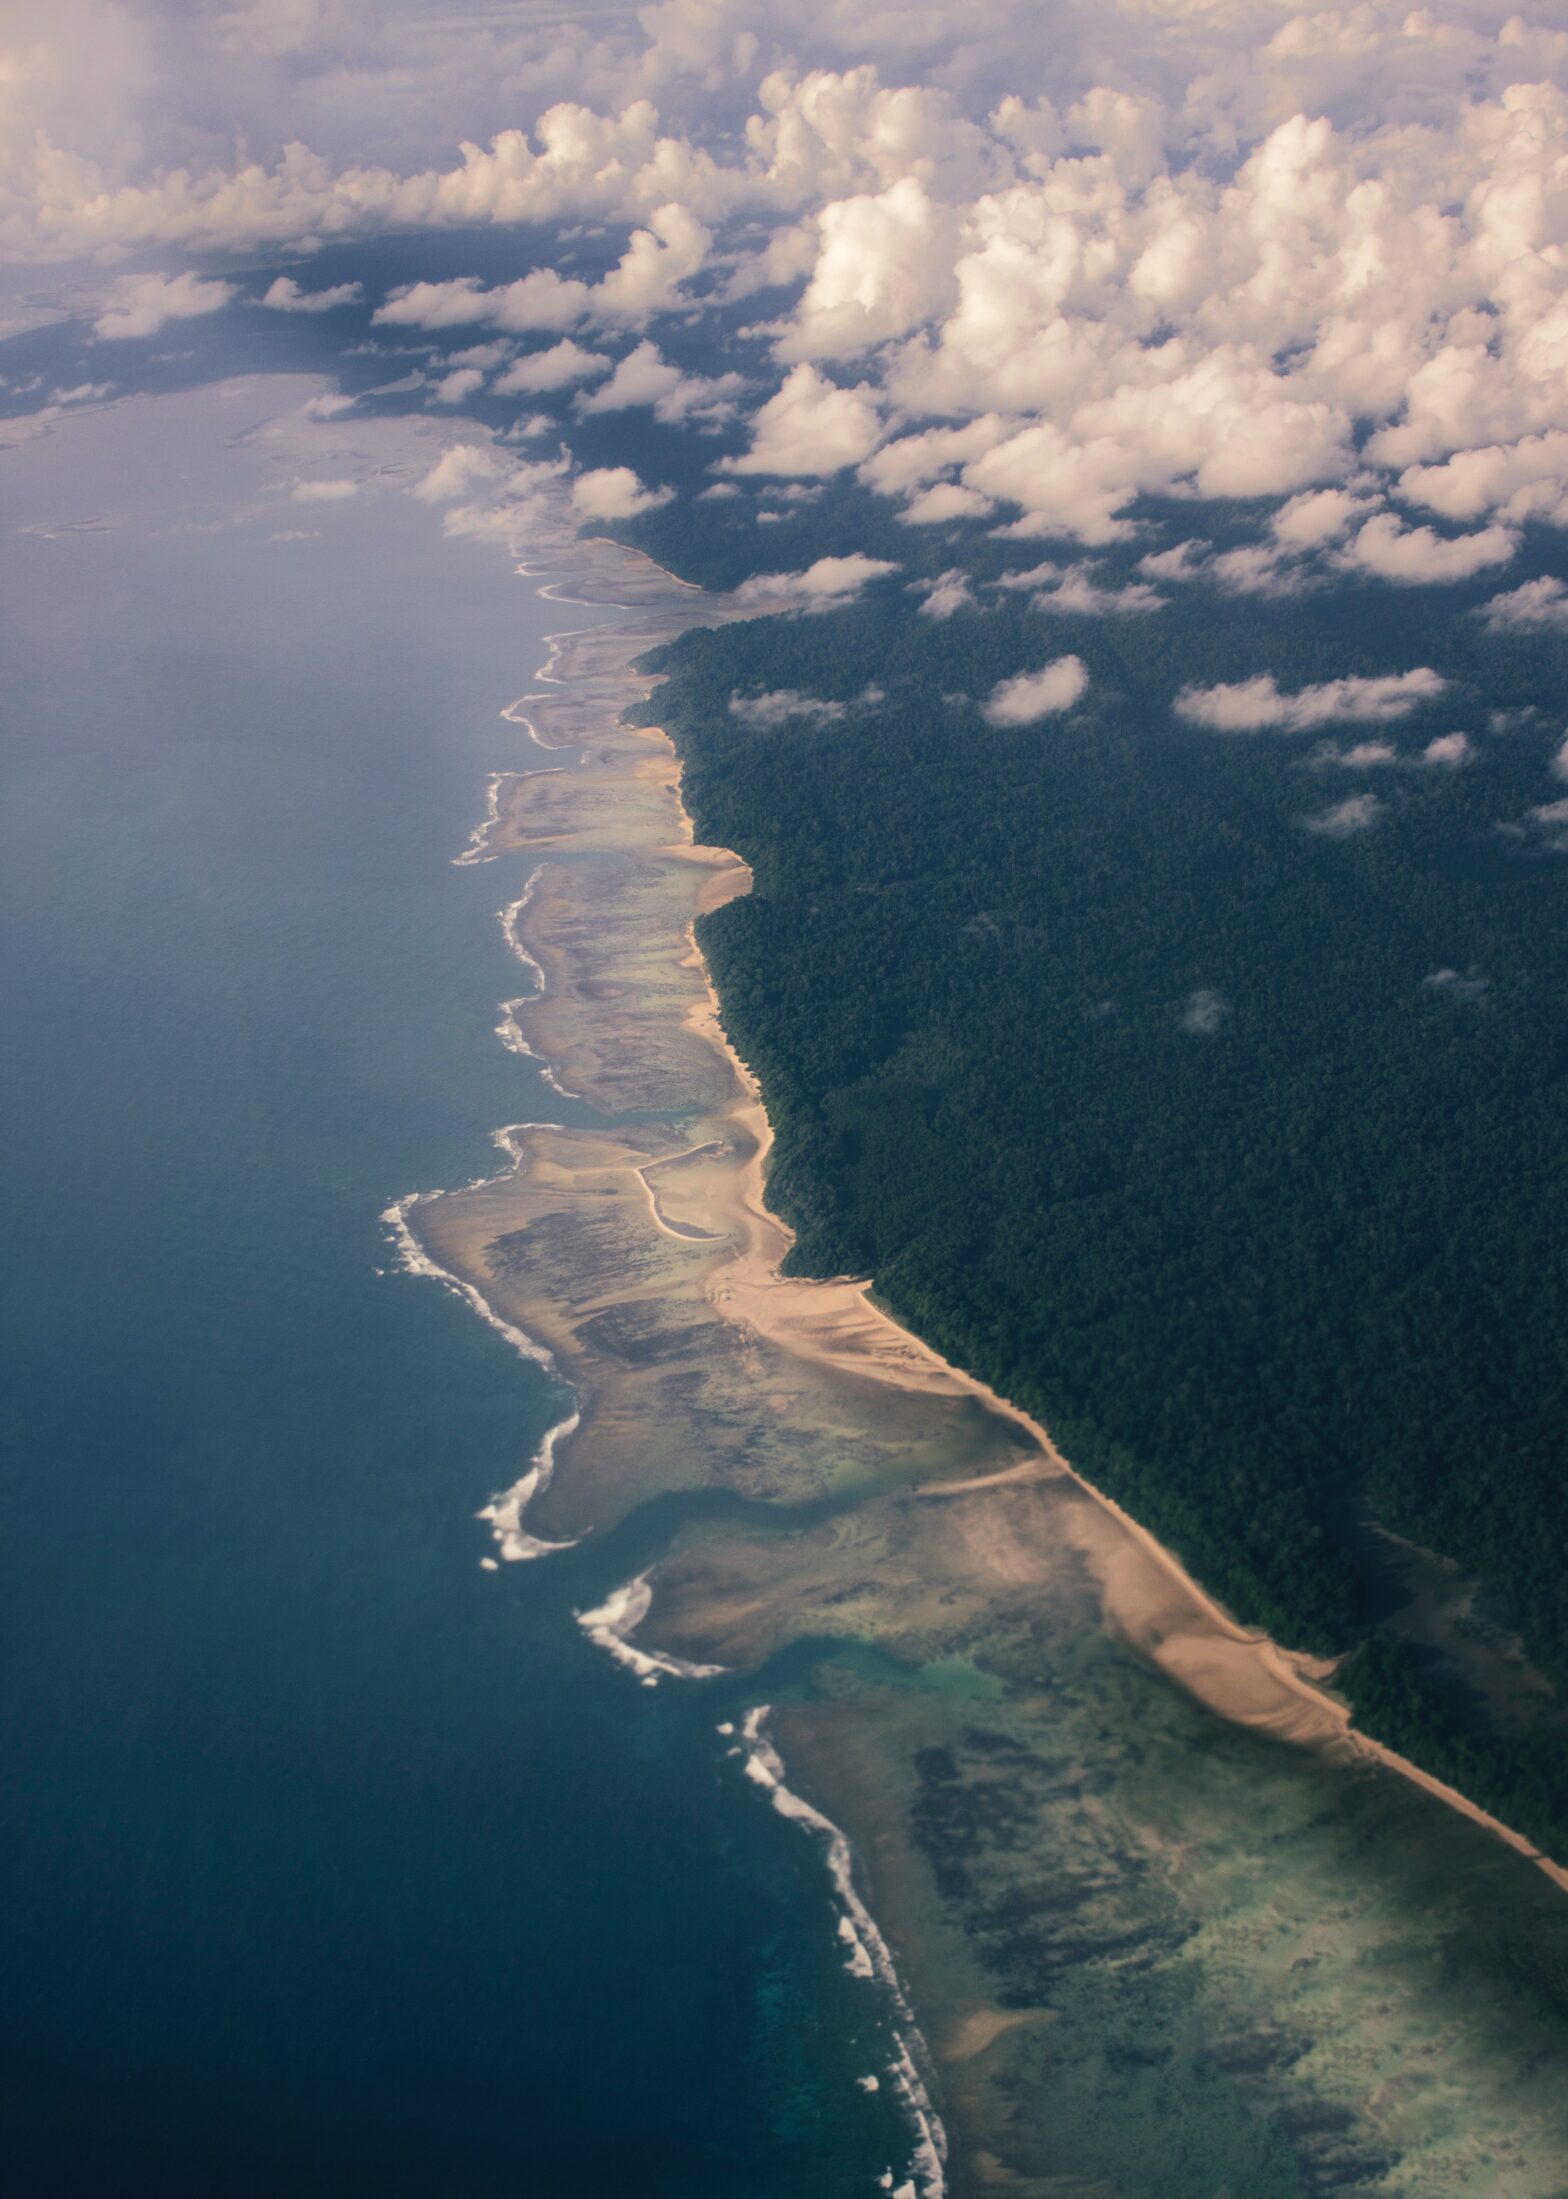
[7,365,1568,2199]
[0,380,908,2197]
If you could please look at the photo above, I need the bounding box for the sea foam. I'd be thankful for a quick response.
[731,1707,948,2199]
[575,1572,727,1687]
[380,1189,580,1563]
[494,874,581,1098]
[452,771,507,867]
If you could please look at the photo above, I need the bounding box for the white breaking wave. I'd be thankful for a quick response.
[498,696,576,759]
[477,1409,582,1563]
[499,873,547,990]
[732,1706,948,2199]
[452,771,507,866]
[494,873,582,1098]
[380,1188,581,1564]
[381,1190,552,1369]
[494,997,580,1100]
[575,1572,727,1688]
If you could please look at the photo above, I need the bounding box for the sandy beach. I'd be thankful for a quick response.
[396,527,1568,2194]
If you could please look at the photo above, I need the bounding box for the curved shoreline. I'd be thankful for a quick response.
[384,518,1568,2197]
[666,744,1568,1899]
[409,524,1568,1887]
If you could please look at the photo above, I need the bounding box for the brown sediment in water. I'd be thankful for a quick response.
[402,529,1568,2194]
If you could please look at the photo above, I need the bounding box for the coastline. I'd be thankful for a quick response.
[387,522,1568,2193]
[665,674,1568,1899]
[522,532,1568,1893]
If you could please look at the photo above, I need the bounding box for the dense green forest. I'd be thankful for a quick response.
[613,478,1568,1859]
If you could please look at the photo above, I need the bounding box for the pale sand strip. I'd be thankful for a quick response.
[638,719,1568,1897]
[454,528,1566,1897]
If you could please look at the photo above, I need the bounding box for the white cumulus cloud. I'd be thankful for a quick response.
[430,366,485,405]
[1304,793,1383,836]
[576,339,744,422]
[1340,513,1518,585]
[260,277,362,312]
[1421,733,1473,767]
[1478,577,1568,632]
[722,362,883,477]
[916,569,978,619]
[733,554,899,612]
[94,271,235,340]
[728,683,882,727]
[981,656,1089,725]
[493,340,611,394]
[571,465,673,519]
[1176,669,1448,733]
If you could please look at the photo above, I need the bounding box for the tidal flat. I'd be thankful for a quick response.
[407,532,1568,2197]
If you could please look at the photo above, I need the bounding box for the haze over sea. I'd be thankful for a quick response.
[0,382,909,2196]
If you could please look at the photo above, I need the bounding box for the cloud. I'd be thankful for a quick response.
[375,271,585,334]
[1554,734,1568,784]
[1304,793,1383,837]
[722,362,883,477]
[1478,577,1568,633]
[1181,988,1229,1035]
[1422,967,1488,1000]
[50,381,114,404]
[1331,741,1400,767]
[733,553,899,612]
[411,443,500,502]
[1399,434,1568,529]
[1203,545,1300,598]
[493,339,610,394]
[260,276,362,312]
[570,465,672,519]
[728,683,882,727]
[290,477,359,501]
[444,340,512,369]
[775,177,959,361]
[1270,487,1374,550]
[1421,732,1472,767]
[1138,541,1208,583]
[418,446,572,541]
[1340,513,1517,585]
[981,656,1089,725]
[430,366,485,405]
[93,271,234,340]
[575,339,744,422]
[375,203,711,335]
[1175,669,1447,733]
[898,481,995,524]
[996,560,1164,616]
[916,569,977,619]
[12,5,1568,598]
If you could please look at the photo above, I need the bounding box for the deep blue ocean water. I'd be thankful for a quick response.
[0,382,904,2196]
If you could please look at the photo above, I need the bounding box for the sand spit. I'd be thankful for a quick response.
[395,526,1568,2194]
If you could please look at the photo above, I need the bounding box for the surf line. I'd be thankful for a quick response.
[495,868,582,1100]
[575,1572,728,1687]
[380,1185,580,1566]
[727,1706,948,2199]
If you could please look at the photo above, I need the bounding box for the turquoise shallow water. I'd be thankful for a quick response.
[0,382,906,2196]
